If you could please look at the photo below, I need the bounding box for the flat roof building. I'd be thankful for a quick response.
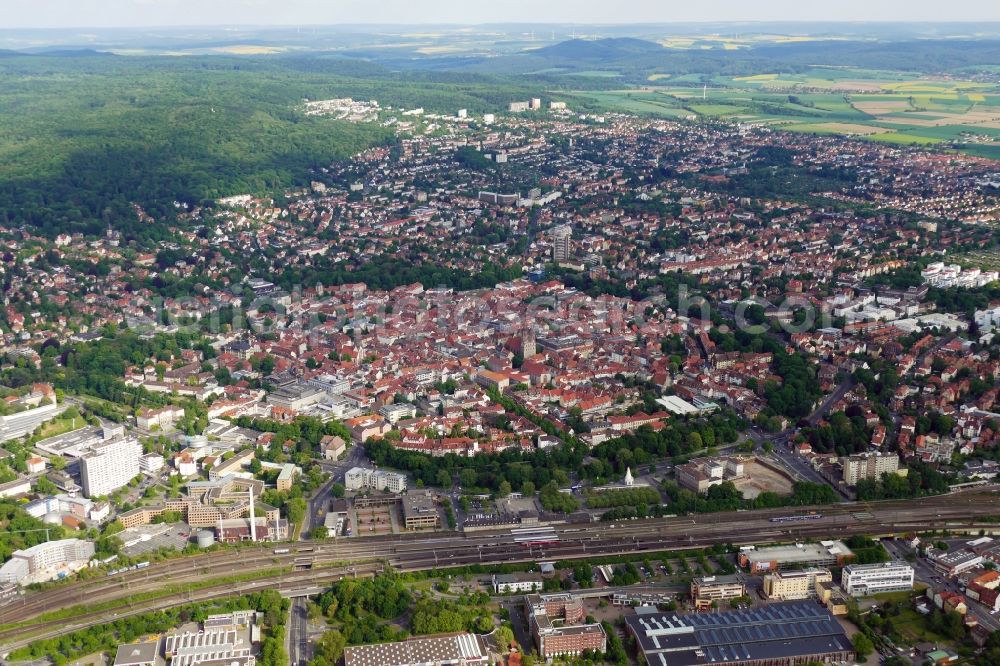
[402,491,440,530]
[842,561,915,597]
[626,601,854,666]
[343,633,488,666]
[739,541,853,573]
[113,639,160,666]
[690,574,746,610]
[525,593,606,658]
[762,568,832,600]
[80,436,142,498]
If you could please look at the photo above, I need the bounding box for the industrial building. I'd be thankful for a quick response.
[626,601,854,666]
[739,541,853,573]
[841,561,915,596]
[343,633,488,666]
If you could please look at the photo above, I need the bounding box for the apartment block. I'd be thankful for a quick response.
[80,437,142,497]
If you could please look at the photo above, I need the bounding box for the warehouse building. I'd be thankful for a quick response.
[626,601,854,666]
[739,541,853,573]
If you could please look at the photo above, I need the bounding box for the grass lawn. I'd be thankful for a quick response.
[36,414,85,439]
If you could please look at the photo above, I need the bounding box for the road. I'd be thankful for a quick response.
[1,487,997,652]
[287,597,312,666]
[303,444,367,538]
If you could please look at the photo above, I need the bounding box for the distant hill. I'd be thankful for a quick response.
[20,48,114,57]
[532,37,665,61]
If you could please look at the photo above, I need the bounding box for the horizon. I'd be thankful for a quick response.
[5,0,1000,30]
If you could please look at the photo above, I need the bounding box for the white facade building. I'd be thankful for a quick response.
[0,539,95,585]
[841,561,915,596]
[80,437,142,497]
[344,467,407,493]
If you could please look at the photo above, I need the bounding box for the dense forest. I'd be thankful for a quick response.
[0,55,546,240]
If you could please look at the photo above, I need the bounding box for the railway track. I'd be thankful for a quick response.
[1,488,996,652]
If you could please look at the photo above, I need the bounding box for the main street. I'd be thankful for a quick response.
[1,487,997,653]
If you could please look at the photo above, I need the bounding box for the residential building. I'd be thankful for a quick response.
[842,451,900,485]
[79,437,142,498]
[0,538,95,585]
[552,225,572,263]
[841,561,915,596]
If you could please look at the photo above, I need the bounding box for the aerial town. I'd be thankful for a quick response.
[3,18,1000,666]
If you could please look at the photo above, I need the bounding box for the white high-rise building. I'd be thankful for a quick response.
[841,561,915,596]
[80,437,142,498]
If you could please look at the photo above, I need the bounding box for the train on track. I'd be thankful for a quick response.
[107,561,150,576]
[770,514,823,524]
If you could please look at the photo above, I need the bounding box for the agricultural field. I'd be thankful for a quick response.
[568,67,1000,157]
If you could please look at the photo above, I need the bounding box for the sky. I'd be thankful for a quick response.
[4,0,1000,29]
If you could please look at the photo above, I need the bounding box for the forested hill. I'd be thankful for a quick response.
[0,55,542,242]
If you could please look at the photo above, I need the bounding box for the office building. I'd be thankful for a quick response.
[402,491,440,530]
[525,593,606,658]
[842,561,915,596]
[762,568,832,600]
[80,436,142,498]
[627,602,854,666]
[344,633,488,666]
[691,574,746,610]
[842,451,900,485]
